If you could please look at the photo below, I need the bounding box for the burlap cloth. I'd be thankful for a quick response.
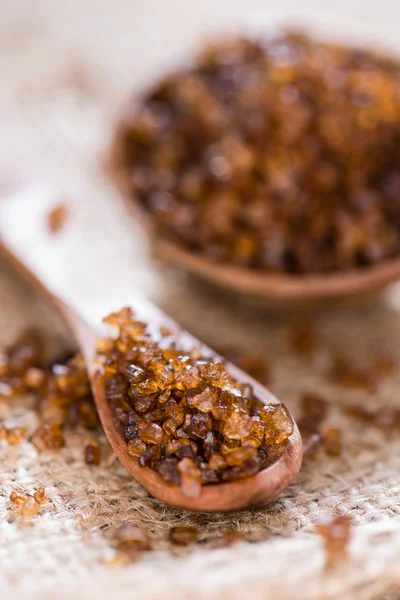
[3,2,400,598]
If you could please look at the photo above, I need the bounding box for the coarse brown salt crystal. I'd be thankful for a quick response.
[343,403,373,422]
[6,330,43,374]
[213,530,246,548]
[159,326,174,337]
[260,403,294,444]
[10,491,28,507]
[73,400,98,430]
[138,421,164,444]
[211,404,230,420]
[162,417,178,436]
[47,204,69,233]
[190,389,218,412]
[135,379,159,396]
[208,453,227,470]
[33,487,50,505]
[158,457,180,484]
[25,367,46,389]
[290,321,317,355]
[223,410,253,440]
[31,423,65,451]
[188,412,212,440]
[233,352,270,387]
[6,427,26,445]
[330,356,375,391]
[224,445,257,466]
[165,438,191,455]
[178,457,202,498]
[103,551,133,568]
[221,439,240,455]
[103,307,136,327]
[220,455,261,481]
[84,440,102,465]
[133,393,156,414]
[322,426,342,456]
[202,362,234,389]
[165,399,185,424]
[96,338,116,354]
[169,526,199,545]
[174,365,202,390]
[315,515,352,566]
[243,419,265,447]
[140,440,162,465]
[150,363,175,390]
[127,438,147,457]
[113,522,152,550]
[373,349,396,377]
[300,393,328,424]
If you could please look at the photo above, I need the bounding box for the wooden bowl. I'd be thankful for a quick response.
[109,122,400,311]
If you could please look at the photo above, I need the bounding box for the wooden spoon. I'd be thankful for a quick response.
[110,126,400,310]
[0,186,302,512]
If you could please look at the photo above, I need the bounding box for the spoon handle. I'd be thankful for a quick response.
[0,187,173,354]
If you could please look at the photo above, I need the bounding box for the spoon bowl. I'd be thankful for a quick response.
[0,186,302,511]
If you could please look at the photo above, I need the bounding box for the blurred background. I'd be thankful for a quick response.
[2,0,400,190]
[3,0,400,187]
[3,0,400,357]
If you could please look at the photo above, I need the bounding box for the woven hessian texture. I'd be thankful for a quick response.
[2,2,400,598]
